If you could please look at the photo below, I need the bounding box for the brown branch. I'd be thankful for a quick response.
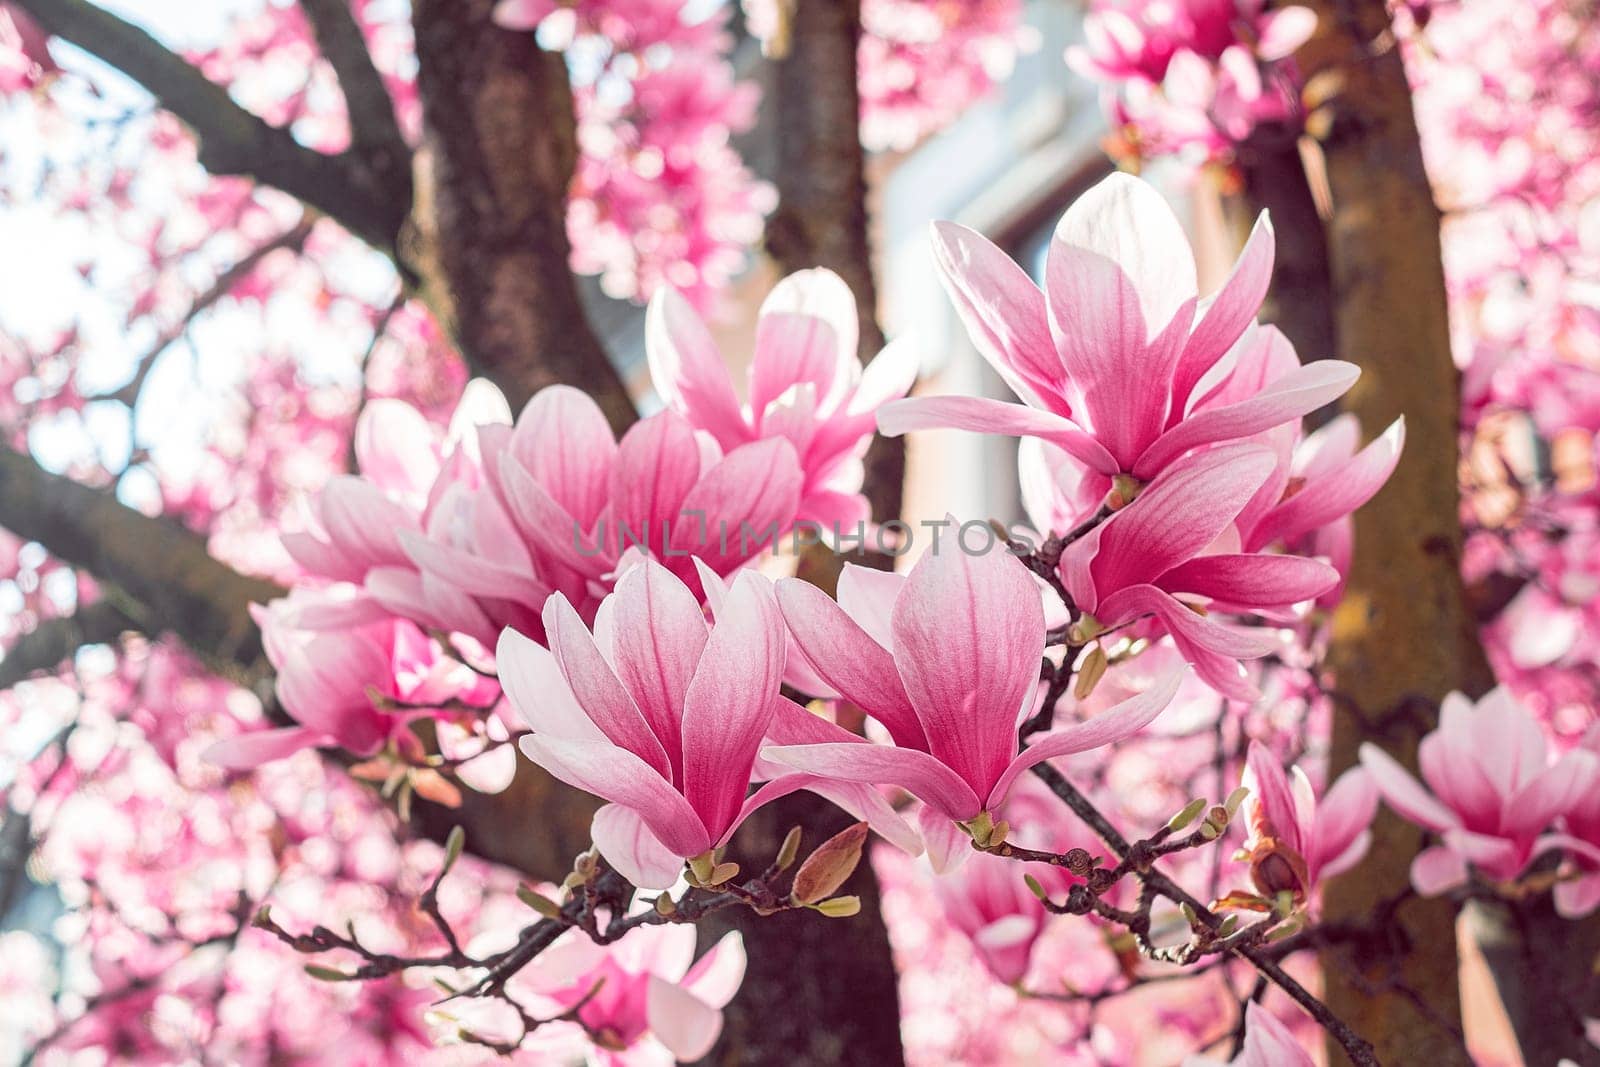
[0,600,146,690]
[0,443,281,684]
[1026,763,1380,1067]
[11,0,408,255]
[405,0,634,427]
[298,0,408,167]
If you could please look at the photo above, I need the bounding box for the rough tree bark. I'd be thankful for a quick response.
[406,0,634,428]
[1289,4,1493,1063]
[693,3,908,1065]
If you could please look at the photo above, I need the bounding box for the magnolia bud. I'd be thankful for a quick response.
[1167,797,1208,832]
[1024,874,1049,901]
[517,885,563,919]
[655,893,677,916]
[687,851,718,886]
[776,826,803,871]
[1224,786,1250,816]
[813,895,861,918]
[1108,473,1143,509]
[792,822,868,904]
[1074,645,1109,699]
[305,964,350,982]
[1067,615,1105,645]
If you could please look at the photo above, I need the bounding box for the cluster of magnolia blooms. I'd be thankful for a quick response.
[1070,0,1600,741]
[1068,0,1317,166]
[195,171,1454,1060]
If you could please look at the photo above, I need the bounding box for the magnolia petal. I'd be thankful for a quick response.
[608,559,710,774]
[1134,361,1360,479]
[680,572,786,842]
[752,269,859,417]
[877,396,1120,475]
[775,578,925,749]
[517,734,707,857]
[1089,443,1278,597]
[494,627,602,741]
[647,977,724,1062]
[1410,845,1470,897]
[761,742,983,822]
[1251,418,1405,549]
[929,220,1064,410]
[892,544,1045,801]
[591,803,685,890]
[646,286,747,444]
[1172,212,1275,415]
[203,726,322,770]
[1245,740,1306,859]
[682,931,748,1010]
[1359,743,1460,833]
[987,666,1182,809]
[542,593,673,779]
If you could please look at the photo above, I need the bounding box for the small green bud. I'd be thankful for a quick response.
[1023,874,1049,901]
[776,826,803,871]
[1074,645,1109,699]
[1224,786,1250,816]
[655,893,677,917]
[1168,797,1209,832]
[813,895,861,918]
[442,826,466,874]
[708,861,741,886]
[305,965,350,982]
[517,885,563,919]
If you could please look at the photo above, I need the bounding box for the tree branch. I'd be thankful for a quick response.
[298,0,408,167]
[11,0,408,254]
[0,443,281,684]
[0,601,146,690]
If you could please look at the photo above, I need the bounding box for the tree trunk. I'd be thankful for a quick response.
[697,3,908,1064]
[1290,3,1494,1063]
[407,0,635,430]
[1230,124,1336,369]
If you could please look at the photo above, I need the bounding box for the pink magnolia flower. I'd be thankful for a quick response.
[878,172,1358,485]
[498,559,895,888]
[1058,442,1340,700]
[511,922,746,1065]
[204,588,491,768]
[282,382,509,586]
[1230,410,1406,610]
[761,540,1183,827]
[1069,1,1316,164]
[1360,687,1600,896]
[1182,1000,1315,1067]
[454,385,802,629]
[648,268,918,531]
[1236,740,1377,906]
